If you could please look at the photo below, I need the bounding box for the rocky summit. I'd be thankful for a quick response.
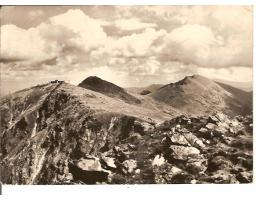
[0,76,253,184]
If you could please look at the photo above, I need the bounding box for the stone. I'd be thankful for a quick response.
[76,155,102,171]
[199,127,208,133]
[215,113,228,122]
[205,123,216,130]
[190,179,197,184]
[64,173,73,182]
[208,115,219,124]
[171,173,194,184]
[178,116,190,125]
[186,158,208,174]
[153,163,181,183]
[68,159,109,184]
[197,128,214,139]
[236,171,253,183]
[101,156,117,169]
[171,127,176,133]
[134,120,153,134]
[170,133,189,146]
[171,166,182,177]
[152,154,166,166]
[170,145,200,160]
[207,156,233,173]
[184,132,205,149]
[210,171,238,184]
[122,159,137,173]
[214,125,228,135]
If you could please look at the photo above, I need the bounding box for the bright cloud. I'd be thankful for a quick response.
[114,18,157,31]
[0,6,253,94]
[0,24,50,62]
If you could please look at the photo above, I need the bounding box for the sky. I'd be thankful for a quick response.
[0,5,253,94]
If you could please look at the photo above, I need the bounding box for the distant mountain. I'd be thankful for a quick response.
[78,76,141,104]
[127,84,163,95]
[150,75,252,116]
[214,79,253,92]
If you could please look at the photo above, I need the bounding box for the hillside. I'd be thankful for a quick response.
[150,75,252,117]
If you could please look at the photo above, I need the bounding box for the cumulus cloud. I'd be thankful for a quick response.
[160,24,252,68]
[0,6,253,94]
[1,9,109,71]
[0,24,51,62]
[114,18,157,31]
[48,9,108,51]
[91,28,166,60]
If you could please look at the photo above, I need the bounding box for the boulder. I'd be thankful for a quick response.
[152,154,166,166]
[208,115,219,124]
[236,171,253,183]
[197,128,214,139]
[170,133,190,146]
[101,156,117,169]
[184,132,206,149]
[133,120,153,134]
[153,163,182,183]
[186,158,208,174]
[122,159,137,173]
[207,156,233,173]
[68,156,109,184]
[76,155,102,171]
[215,113,228,122]
[205,123,217,130]
[170,145,200,160]
[210,171,238,183]
[171,166,182,177]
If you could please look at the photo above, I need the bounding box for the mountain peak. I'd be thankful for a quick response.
[151,74,252,116]
[182,74,210,82]
[78,76,141,104]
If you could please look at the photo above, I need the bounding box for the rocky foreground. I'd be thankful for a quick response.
[1,108,253,184]
[0,78,253,184]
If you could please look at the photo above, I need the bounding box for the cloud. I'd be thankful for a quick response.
[90,28,166,63]
[114,18,157,31]
[0,6,253,94]
[1,9,108,72]
[28,9,44,18]
[48,9,108,51]
[0,24,50,62]
[160,24,252,68]
[196,66,253,82]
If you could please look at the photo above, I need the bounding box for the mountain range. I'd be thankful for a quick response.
[0,75,253,184]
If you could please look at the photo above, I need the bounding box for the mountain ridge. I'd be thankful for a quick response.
[150,74,252,116]
[0,75,253,184]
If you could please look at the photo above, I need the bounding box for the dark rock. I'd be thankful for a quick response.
[236,171,253,183]
[140,90,151,95]
[207,156,233,173]
[68,162,109,184]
